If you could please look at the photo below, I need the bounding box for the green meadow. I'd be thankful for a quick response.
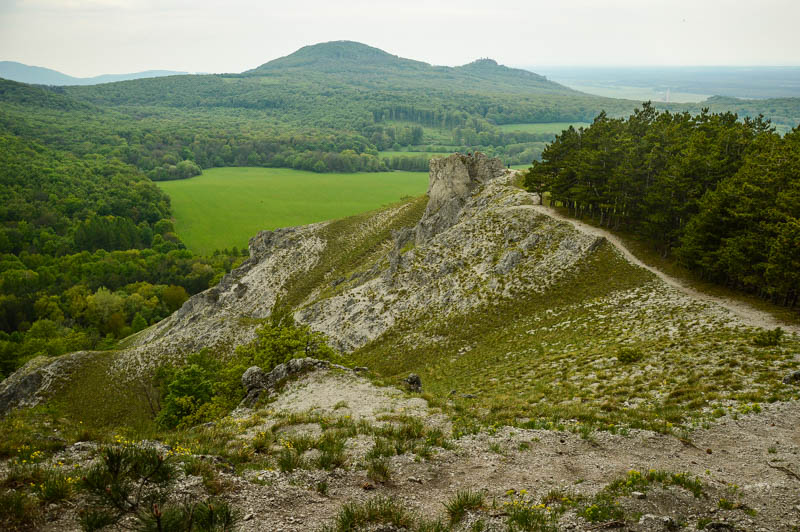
[497,122,591,133]
[156,167,428,254]
[378,150,452,158]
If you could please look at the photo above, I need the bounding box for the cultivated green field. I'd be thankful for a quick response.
[156,167,428,254]
[379,151,453,158]
[497,122,591,133]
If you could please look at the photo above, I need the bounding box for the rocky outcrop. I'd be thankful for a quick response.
[295,154,601,352]
[240,358,351,407]
[111,153,602,357]
[0,351,95,413]
[415,152,505,243]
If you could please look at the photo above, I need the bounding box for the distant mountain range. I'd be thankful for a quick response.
[0,61,187,86]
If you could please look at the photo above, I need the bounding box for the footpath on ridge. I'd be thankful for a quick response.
[513,177,800,335]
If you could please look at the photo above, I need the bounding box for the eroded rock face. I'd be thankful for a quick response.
[0,351,95,413]
[296,156,601,352]
[415,152,505,243]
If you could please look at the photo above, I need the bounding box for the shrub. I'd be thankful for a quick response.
[752,327,783,347]
[152,320,344,429]
[617,347,645,364]
[80,443,176,526]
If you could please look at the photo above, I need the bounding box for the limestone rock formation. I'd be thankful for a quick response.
[415,152,505,242]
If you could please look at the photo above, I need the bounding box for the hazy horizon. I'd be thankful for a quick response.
[1,0,799,78]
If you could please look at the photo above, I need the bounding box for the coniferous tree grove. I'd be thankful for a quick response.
[524,103,800,307]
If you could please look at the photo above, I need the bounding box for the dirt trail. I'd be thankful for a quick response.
[524,202,800,335]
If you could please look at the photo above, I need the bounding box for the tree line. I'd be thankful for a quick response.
[524,103,799,307]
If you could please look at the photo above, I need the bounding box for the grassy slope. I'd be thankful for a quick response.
[536,195,800,328]
[156,167,428,254]
[352,241,799,434]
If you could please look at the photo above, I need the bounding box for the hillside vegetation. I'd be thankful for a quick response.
[524,103,800,309]
[0,133,242,379]
[0,154,798,531]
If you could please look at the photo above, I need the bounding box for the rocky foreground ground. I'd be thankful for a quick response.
[18,365,799,531]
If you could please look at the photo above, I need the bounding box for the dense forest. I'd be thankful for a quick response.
[524,103,800,307]
[0,133,243,378]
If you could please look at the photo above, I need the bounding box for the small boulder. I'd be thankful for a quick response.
[782,370,800,385]
[241,366,267,395]
[403,373,422,392]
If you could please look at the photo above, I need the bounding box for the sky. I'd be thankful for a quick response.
[1,0,798,77]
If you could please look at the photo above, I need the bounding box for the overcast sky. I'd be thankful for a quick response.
[1,0,798,77]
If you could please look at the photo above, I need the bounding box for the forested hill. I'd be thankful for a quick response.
[246,40,574,95]
[1,41,799,179]
[58,40,603,123]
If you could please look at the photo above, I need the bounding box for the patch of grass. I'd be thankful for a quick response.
[277,448,306,472]
[156,167,428,254]
[0,407,69,460]
[35,468,75,503]
[284,433,317,454]
[503,489,570,531]
[366,437,396,459]
[445,489,484,524]
[366,457,392,483]
[183,457,230,495]
[252,430,275,453]
[49,351,156,431]
[578,469,705,525]
[316,432,347,471]
[0,490,40,531]
[321,496,416,532]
